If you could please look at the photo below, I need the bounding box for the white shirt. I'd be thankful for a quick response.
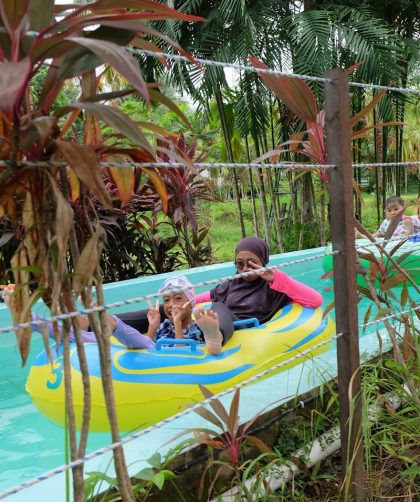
[378,215,420,237]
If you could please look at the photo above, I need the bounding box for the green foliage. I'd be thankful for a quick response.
[30,66,80,110]
[275,220,323,253]
[84,452,183,502]
[172,385,272,500]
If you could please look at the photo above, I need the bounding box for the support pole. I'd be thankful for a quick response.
[324,69,366,501]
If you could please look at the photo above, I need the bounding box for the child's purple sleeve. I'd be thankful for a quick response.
[269,270,323,308]
[31,313,98,343]
[30,313,154,348]
[112,316,155,349]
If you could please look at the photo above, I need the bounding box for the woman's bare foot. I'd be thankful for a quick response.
[194,307,223,355]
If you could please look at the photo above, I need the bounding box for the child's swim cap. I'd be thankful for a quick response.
[158,275,195,301]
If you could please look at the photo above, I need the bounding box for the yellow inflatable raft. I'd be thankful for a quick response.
[26,304,335,432]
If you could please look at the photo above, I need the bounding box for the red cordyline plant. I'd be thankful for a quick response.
[154,134,219,229]
[174,385,272,500]
[249,57,399,185]
[248,57,401,244]
[146,134,221,267]
[0,1,203,500]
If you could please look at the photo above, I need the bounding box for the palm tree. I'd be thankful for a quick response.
[134,1,417,249]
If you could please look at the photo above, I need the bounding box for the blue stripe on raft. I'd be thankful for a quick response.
[268,304,293,322]
[285,316,329,352]
[272,307,314,333]
[32,344,62,366]
[68,344,254,384]
[110,364,255,385]
[116,345,242,370]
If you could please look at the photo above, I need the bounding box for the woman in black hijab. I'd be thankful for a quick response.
[193,236,323,355]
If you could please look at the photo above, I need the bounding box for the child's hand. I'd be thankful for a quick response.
[172,300,193,327]
[0,284,15,308]
[402,216,414,236]
[147,299,161,330]
[247,261,275,282]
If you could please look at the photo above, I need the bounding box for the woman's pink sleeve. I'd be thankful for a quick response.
[270,269,323,308]
[194,291,211,304]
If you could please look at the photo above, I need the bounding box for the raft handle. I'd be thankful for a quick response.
[155,338,198,352]
[233,318,260,329]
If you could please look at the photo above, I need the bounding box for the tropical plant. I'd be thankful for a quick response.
[149,134,220,267]
[148,1,412,249]
[249,56,406,245]
[173,385,272,500]
[85,451,185,502]
[0,1,202,500]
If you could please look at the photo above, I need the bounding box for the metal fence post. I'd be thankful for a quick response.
[324,68,366,501]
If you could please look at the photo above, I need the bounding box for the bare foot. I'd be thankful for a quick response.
[194,307,223,356]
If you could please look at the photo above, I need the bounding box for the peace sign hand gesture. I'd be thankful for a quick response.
[147,299,161,331]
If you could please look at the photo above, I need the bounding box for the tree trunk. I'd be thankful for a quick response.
[214,87,246,238]
[382,128,388,207]
[89,276,135,502]
[249,114,270,248]
[320,191,326,245]
[245,135,259,236]
[61,313,85,502]
[298,172,315,248]
[59,168,91,459]
[373,105,382,225]
[266,166,284,252]
[252,134,271,249]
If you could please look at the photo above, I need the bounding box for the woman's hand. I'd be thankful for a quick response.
[247,261,275,282]
[147,299,161,331]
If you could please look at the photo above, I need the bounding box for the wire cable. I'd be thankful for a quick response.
[0,250,339,334]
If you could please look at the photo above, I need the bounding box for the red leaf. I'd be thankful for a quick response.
[56,102,152,153]
[107,157,135,206]
[66,37,149,100]
[249,56,317,122]
[55,140,113,209]
[350,88,388,128]
[140,167,168,213]
[346,62,364,75]
[0,0,30,33]
[0,59,31,119]
[28,0,54,32]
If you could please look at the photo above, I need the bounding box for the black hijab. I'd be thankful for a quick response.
[210,237,291,323]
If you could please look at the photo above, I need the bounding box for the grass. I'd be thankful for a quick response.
[197,189,419,263]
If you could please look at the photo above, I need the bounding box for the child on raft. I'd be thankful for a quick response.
[116,237,323,356]
[146,275,207,346]
[190,236,323,355]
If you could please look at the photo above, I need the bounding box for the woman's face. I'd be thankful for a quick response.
[234,250,263,282]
